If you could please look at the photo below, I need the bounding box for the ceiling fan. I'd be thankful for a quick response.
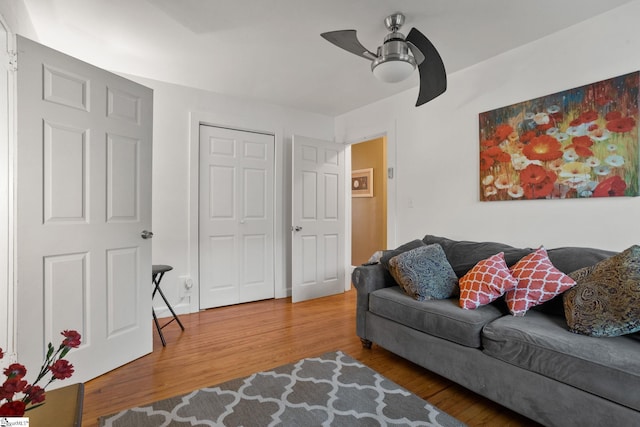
[321,12,447,107]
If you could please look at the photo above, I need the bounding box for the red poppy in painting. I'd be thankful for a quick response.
[605,110,622,121]
[593,176,627,197]
[523,135,563,161]
[486,146,511,161]
[520,164,547,185]
[520,130,536,143]
[536,122,554,131]
[480,145,511,171]
[481,139,498,148]
[569,117,583,127]
[606,117,635,133]
[494,124,514,142]
[579,110,598,123]
[480,153,494,171]
[520,167,557,199]
[566,135,594,157]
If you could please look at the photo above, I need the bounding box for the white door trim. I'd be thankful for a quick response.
[188,112,283,312]
[0,15,16,367]
[343,125,397,252]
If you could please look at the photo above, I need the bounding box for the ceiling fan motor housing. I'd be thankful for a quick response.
[371,33,417,82]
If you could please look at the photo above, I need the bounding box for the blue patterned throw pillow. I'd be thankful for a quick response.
[388,244,459,301]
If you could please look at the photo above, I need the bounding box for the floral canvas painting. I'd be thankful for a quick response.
[479,71,639,201]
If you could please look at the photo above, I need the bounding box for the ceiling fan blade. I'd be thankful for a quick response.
[406,41,425,65]
[406,28,447,106]
[321,30,377,61]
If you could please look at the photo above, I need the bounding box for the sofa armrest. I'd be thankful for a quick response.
[352,264,395,339]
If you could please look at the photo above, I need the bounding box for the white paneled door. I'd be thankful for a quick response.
[199,125,274,309]
[291,135,346,303]
[16,36,153,384]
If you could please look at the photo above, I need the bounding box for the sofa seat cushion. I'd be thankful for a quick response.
[369,286,504,348]
[482,311,640,412]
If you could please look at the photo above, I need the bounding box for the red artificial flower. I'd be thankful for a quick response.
[494,124,514,142]
[605,110,622,121]
[579,110,598,123]
[606,117,636,133]
[24,385,46,405]
[49,360,74,380]
[593,176,627,197]
[62,330,82,349]
[0,400,26,416]
[3,363,27,379]
[0,348,3,359]
[523,135,563,161]
[1,378,28,397]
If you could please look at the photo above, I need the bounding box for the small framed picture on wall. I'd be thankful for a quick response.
[352,168,373,197]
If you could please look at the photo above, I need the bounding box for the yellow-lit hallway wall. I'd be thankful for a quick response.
[351,137,387,265]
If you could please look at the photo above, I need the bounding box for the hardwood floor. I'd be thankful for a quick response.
[82,290,541,426]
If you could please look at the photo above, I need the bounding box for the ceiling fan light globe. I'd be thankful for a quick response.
[371,39,416,83]
[372,58,415,83]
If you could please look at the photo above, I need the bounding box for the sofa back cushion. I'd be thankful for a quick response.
[423,235,533,277]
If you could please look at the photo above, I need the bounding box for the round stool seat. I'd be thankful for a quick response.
[152,264,173,275]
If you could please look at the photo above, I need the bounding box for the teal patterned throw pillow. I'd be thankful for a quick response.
[388,244,459,301]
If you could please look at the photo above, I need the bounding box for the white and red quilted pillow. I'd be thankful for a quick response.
[505,246,576,316]
[458,252,518,309]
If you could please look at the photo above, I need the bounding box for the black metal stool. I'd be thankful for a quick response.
[152,264,185,346]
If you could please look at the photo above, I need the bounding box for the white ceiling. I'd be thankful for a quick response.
[21,0,633,116]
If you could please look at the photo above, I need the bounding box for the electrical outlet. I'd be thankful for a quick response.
[179,275,192,298]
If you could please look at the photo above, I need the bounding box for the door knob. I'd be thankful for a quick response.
[293,226,302,232]
[141,230,154,239]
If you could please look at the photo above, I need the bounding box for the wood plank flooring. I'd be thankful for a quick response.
[82,290,541,426]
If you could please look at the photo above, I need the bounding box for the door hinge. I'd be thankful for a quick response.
[7,50,17,72]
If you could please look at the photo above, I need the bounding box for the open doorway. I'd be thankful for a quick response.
[351,136,387,266]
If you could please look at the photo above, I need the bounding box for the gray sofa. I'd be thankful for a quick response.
[352,235,640,427]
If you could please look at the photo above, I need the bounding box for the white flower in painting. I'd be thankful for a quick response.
[511,154,529,170]
[589,128,610,142]
[546,127,559,135]
[559,162,591,185]
[585,156,600,168]
[605,154,625,167]
[566,125,587,137]
[547,105,561,114]
[556,132,569,142]
[484,186,498,197]
[607,144,618,152]
[508,184,524,198]
[494,174,510,189]
[593,165,611,176]
[534,112,550,125]
[482,175,495,186]
[563,149,579,162]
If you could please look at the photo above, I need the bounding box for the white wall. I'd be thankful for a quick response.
[336,1,640,252]
[123,76,334,316]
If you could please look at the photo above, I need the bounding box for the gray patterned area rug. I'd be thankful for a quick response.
[99,350,466,427]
